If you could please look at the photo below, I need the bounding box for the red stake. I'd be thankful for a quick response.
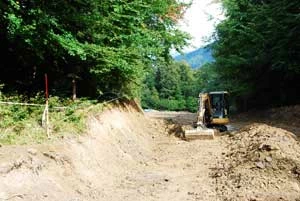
[45,74,48,100]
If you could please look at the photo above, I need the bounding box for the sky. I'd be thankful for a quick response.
[177,0,225,53]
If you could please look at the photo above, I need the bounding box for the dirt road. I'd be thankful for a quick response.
[116,128,225,201]
[0,106,299,201]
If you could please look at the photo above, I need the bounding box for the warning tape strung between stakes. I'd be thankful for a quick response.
[0,96,124,110]
[0,101,66,109]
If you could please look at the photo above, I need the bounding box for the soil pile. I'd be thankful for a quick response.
[268,105,300,124]
[233,105,300,136]
[215,124,300,201]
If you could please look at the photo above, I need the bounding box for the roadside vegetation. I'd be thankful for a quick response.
[0,90,104,145]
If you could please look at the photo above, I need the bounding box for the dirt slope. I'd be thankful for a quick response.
[0,106,299,201]
[233,105,300,136]
[0,105,225,201]
[0,105,154,200]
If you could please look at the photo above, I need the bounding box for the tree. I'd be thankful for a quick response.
[0,0,190,99]
[156,63,182,99]
[210,0,300,110]
[142,61,198,112]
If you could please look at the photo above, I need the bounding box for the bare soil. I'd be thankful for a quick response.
[0,105,300,201]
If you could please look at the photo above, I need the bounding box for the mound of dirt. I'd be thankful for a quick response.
[268,105,300,123]
[214,124,300,201]
[233,105,300,136]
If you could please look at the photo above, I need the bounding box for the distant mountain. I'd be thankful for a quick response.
[174,47,214,69]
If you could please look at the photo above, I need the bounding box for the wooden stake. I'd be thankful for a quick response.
[45,74,50,138]
[72,78,76,101]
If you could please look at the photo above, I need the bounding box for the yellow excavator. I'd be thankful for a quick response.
[184,91,229,139]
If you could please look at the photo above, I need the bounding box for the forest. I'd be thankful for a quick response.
[143,0,300,112]
[1,0,300,112]
[0,0,189,99]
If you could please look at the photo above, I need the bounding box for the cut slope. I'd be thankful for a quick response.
[0,103,160,201]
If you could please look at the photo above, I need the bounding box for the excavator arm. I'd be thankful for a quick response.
[184,93,216,140]
[195,93,212,128]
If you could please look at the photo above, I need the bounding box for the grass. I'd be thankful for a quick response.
[0,93,104,145]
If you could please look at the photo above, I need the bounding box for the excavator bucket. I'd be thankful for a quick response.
[183,127,216,140]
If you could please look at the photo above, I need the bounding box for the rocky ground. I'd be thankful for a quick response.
[0,105,299,201]
[214,124,300,201]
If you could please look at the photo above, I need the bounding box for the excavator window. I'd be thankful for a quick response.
[224,93,229,117]
[211,94,223,118]
[210,92,229,118]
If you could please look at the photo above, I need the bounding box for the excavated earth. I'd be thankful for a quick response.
[0,104,300,201]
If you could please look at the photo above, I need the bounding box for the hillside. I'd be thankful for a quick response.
[174,47,214,68]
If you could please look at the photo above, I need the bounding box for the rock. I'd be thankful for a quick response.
[258,144,272,151]
[291,182,300,192]
[260,183,265,188]
[28,148,38,155]
[265,162,273,168]
[258,143,279,152]
[255,161,265,169]
[265,156,272,162]
[292,166,300,175]
[211,172,222,178]
[249,196,258,201]
[43,152,56,160]
[0,164,11,174]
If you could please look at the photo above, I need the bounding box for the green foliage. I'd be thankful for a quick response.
[142,61,198,112]
[0,93,102,145]
[207,0,300,110]
[0,93,45,144]
[0,0,190,98]
[143,0,300,112]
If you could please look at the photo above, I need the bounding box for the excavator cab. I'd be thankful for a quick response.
[209,91,229,126]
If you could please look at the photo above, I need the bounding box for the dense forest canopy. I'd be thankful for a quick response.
[142,0,300,112]
[207,0,300,110]
[0,0,190,98]
[1,0,299,112]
